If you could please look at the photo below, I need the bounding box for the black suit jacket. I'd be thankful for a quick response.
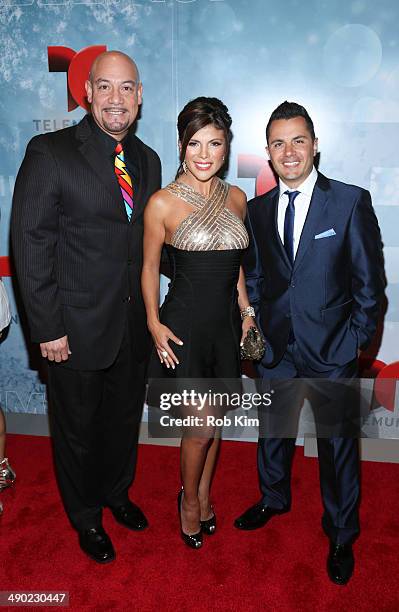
[11,115,161,370]
[244,173,385,372]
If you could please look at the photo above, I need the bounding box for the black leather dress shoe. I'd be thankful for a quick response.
[234,502,287,530]
[327,542,354,585]
[110,501,148,531]
[78,527,115,564]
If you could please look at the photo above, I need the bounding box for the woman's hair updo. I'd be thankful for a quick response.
[176,97,232,178]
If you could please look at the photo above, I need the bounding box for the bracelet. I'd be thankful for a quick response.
[240,306,255,320]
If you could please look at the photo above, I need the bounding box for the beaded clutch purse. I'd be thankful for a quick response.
[240,326,266,361]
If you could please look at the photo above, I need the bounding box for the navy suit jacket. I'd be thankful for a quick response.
[244,172,385,372]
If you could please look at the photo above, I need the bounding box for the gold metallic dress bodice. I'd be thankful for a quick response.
[148,178,248,379]
[165,177,249,251]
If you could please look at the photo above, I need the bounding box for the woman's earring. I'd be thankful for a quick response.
[182,160,188,174]
[222,156,225,163]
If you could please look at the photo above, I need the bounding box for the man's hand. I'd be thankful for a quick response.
[40,335,71,362]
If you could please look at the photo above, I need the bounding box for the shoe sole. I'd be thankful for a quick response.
[112,517,149,531]
[80,548,116,564]
[233,521,270,531]
[327,571,351,586]
[234,508,289,531]
[327,565,354,586]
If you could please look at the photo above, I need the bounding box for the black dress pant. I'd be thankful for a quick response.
[257,341,360,545]
[48,325,146,530]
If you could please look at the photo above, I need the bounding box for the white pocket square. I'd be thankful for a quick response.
[314,228,336,240]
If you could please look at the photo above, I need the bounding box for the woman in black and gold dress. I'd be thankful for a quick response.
[142,97,257,548]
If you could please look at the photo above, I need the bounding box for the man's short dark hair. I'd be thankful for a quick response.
[266,101,315,143]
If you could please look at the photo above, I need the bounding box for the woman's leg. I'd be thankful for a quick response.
[0,408,6,461]
[180,435,210,534]
[0,408,16,491]
[198,436,220,520]
[0,410,4,513]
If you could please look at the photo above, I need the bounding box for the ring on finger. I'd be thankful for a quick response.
[161,350,168,358]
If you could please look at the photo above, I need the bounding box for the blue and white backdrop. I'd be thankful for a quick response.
[0,0,398,438]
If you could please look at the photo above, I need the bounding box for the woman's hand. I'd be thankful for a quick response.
[149,321,183,369]
[240,316,258,347]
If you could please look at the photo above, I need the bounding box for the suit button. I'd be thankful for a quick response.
[291,282,295,288]
[123,296,131,303]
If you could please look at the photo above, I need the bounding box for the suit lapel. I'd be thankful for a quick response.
[128,135,147,225]
[294,173,330,271]
[270,189,292,268]
[76,116,129,221]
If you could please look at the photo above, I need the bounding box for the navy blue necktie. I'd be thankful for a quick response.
[283,190,300,264]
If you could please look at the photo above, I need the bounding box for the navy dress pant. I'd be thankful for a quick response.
[257,341,360,545]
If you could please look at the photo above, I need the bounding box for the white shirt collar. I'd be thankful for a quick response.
[279,166,318,198]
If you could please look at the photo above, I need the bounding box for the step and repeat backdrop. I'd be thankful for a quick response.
[0,0,398,439]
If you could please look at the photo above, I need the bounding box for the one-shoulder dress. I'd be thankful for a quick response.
[149,177,249,379]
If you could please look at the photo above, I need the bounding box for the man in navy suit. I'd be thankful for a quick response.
[234,101,385,584]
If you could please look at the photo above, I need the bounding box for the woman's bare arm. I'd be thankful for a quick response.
[142,192,182,368]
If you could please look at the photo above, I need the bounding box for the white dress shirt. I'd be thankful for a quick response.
[277,166,318,258]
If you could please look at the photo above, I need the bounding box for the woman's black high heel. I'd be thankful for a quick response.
[177,489,203,549]
[200,510,216,535]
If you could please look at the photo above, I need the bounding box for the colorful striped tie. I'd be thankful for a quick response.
[114,143,133,220]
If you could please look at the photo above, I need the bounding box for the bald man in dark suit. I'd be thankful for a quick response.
[12,51,161,563]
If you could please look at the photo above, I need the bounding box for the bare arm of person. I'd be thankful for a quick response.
[142,192,183,369]
[231,187,259,344]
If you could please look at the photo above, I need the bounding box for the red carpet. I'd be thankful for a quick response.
[1,435,399,611]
